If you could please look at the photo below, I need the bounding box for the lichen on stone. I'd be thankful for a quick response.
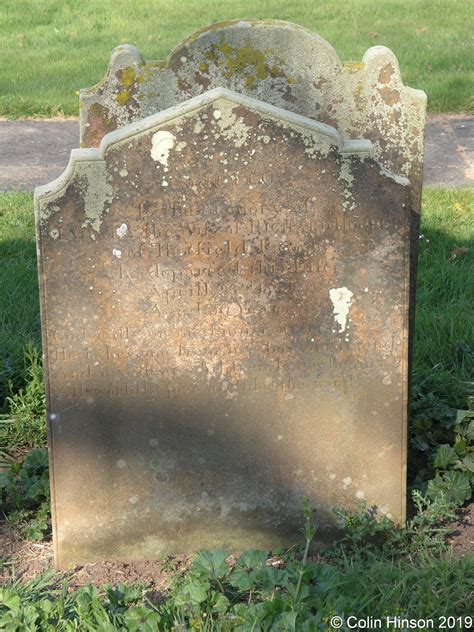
[76,161,113,233]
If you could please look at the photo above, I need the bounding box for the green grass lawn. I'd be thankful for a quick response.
[0,0,473,117]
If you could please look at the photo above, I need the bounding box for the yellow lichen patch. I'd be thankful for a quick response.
[122,67,136,87]
[204,38,286,89]
[287,76,297,84]
[116,90,131,106]
[199,62,208,73]
[114,66,144,106]
[344,61,365,74]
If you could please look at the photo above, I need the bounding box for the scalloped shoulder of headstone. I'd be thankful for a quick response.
[79,19,425,206]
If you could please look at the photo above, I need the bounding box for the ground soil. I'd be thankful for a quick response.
[446,501,474,558]
[1,502,472,589]
[0,521,189,595]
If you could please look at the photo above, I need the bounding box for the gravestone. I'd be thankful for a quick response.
[36,22,426,569]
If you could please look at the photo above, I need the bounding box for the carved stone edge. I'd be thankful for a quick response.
[37,86,414,218]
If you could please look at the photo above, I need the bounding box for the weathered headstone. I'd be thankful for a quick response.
[36,22,426,569]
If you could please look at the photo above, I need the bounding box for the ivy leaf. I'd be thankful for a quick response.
[433,444,458,469]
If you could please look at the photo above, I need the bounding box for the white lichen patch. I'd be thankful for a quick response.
[49,228,59,239]
[194,120,205,134]
[119,168,128,177]
[329,287,354,333]
[299,128,334,159]
[116,223,128,238]
[212,100,249,147]
[79,162,113,233]
[39,203,61,226]
[151,130,176,166]
[112,248,122,258]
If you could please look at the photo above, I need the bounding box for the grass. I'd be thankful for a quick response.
[413,189,474,407]
[0,193,40,407]
[0,539,473,629]
[0,0,473,117]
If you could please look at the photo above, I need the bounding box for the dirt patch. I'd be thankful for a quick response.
[0,522,52,581]
[446,501,474,557]
[0,522,188,593]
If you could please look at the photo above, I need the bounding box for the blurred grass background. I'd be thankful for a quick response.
[0,0,473,117]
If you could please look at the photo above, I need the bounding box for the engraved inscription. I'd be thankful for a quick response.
[36,92,411,566]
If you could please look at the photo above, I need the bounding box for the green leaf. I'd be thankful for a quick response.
[272,611,298,631]
[211,591,230,614]
[433,444,458,469]
[427,471,472,505]
[237,549,269,569]
[465,420,474,441]
[123,606,161,631]
[229,550,268,591]
[0,472,11,489]
[23,448,49,473]
[461,454,474,473]
[0,589,21,613]
[191,549,229,581]
[259,566,290,593]
[455,409,471,425]
[174,579,209,606]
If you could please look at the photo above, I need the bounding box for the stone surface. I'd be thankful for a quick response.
[4,116,472,192]
[79,19,426,374]
[36,88,411,568]
[79,20,425,205]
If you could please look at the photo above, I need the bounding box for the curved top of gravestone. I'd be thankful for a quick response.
[36,87,409,238]
[79,19,425,206]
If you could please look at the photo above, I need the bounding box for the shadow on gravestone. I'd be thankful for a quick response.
[35,22,426,569]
